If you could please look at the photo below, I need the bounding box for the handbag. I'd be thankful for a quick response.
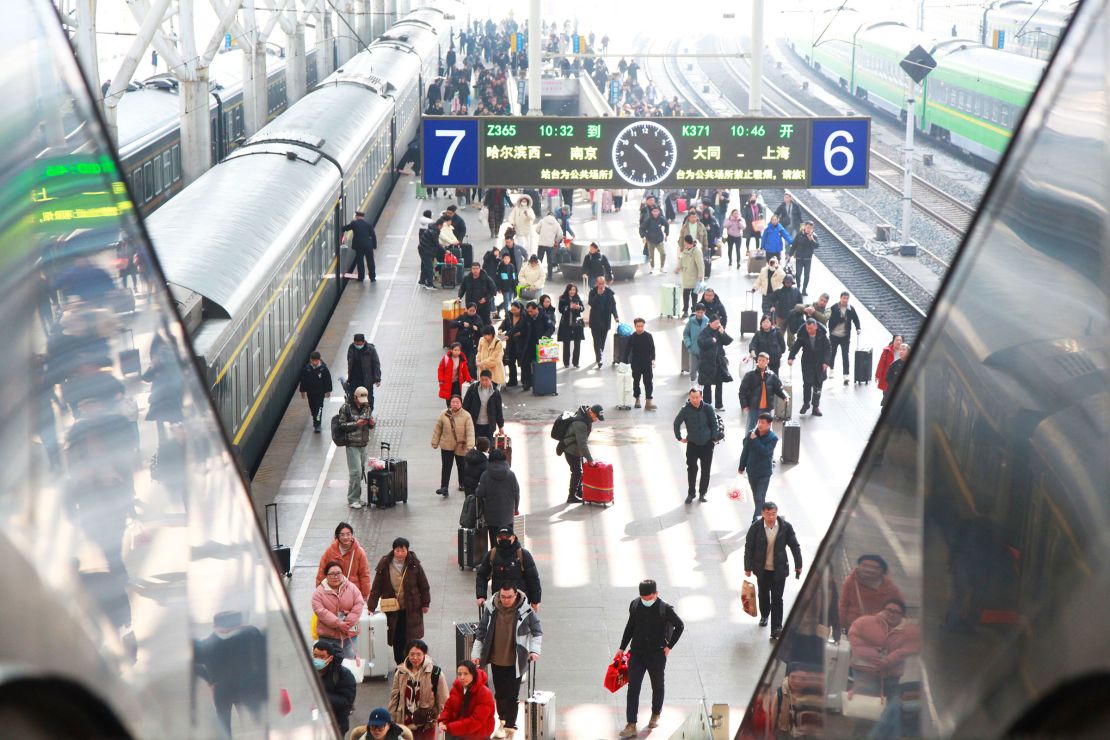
[741,579,758,618]
[604,651,630,693]
[379,568,405,613]
[752,218,766,232]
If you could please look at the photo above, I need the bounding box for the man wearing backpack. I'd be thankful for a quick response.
[616,579,685,738]
[553,404,604,504]
[474,449,519,549]
[475,528,542,610]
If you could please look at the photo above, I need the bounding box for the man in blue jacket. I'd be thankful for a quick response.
[738,413,778,521]
[759,213,793,263]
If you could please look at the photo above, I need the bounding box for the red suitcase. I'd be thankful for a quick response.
[582,460,614,506]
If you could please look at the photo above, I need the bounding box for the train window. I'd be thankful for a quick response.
[130,168,141,200]
[153,155,162,194]
[162,152,173,188]
[172,145,181,181]
[143,161,154,202]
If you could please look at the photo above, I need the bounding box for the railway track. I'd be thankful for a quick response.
[650,41,928,335]
[713,35,973,243]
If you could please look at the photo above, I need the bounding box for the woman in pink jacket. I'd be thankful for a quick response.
[313,559,366,658]
[723,209,746,267]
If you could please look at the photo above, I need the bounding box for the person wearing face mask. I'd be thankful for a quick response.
[475,528,542,610]
[742,193,765,255]
[615,579,685,738]
[298,350,332,433]
[312,640,357,735]
[346,333,382,418]
[193,611,267,735]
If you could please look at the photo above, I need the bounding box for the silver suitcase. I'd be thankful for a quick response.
[774,369,793,421]
[358,611,391,679]
[525,663,556,739]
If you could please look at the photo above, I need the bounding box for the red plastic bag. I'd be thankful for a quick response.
[604,652,630,693]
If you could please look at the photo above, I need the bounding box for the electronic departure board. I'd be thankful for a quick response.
[421,116,870,189]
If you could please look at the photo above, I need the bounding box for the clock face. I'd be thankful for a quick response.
[611,121,678,187]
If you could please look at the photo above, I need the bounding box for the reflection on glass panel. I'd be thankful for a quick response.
[1,2,332,736]
[739,0,1109,736]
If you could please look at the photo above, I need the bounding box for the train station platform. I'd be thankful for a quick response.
[251,177,894,737]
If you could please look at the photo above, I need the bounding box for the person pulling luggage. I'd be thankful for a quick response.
[471,584,542,740]
[555,403,604,503]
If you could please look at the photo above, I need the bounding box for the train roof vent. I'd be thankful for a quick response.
[1054,351,1098,379]
[250,131,326,150]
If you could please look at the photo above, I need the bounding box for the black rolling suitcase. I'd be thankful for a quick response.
[612,332,632,366]
[458,526,488,570]
[531,361,558,396]
[379,442,408,503]
[740,291,759,336]
[367,462,395,509]
[854,348,873,384]
[264,503,291,577]
[460,242,474,268]
[781,421,801,463]
[119,328,141,376]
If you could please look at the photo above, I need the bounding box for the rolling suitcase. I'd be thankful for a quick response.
[457,526,488,570]
[525,663,556,739]
[612,332,632,366]
[703,252,713,279]
[367,467,395,508]
[454,616,479,665]
[442,318,458,348]
[781,420,801,464]
[460,242,474,268]
[659,283,680,318]
[854,347,873,384]
[615,363,634,409]
[494,432,513,466]
[531,360,558,396]
[747,248,767,275]
[380,442,408,503]
[119,328,141,376]
[740,291,759,336]
[680,342,690,374]
[775,370,793,420]
[581,460,614,506]
[357,611,391,679]
[264,503,291,577]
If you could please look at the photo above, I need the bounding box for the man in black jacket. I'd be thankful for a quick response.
[340,211,377,282]
[462,370,504,441]
[744,502,802,638]
[582,242,614,283]
[827,291,861,385]
[458,263,498,324]
[622,318,656,409]
[313,640,357,734]
[616,579,685,738]
[475,527,541,606]
[771,275,803,330]
[445,203,468,245]
[452,302,485,372]
[774,193,803,236]
[788,319,831,416]
[738,352,788,431]
[586,276,619,368]
[786,221,818,296]
[475,448,519,539]
[346,333,382,416]
[673,388,720,503]
[417,221,439,289]
[298,350,332,432]
[460,436,489,498]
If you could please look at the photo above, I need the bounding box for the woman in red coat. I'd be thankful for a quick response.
[437,342,472,406]
[437,661,495,740]
[875,334,903,392]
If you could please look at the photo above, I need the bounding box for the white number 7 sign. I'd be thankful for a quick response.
[435,129,467,177]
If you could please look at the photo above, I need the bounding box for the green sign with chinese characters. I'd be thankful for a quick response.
[422,116,871,189]
[31,154,134,233]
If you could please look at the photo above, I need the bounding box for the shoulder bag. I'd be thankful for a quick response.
[379,567,405,613]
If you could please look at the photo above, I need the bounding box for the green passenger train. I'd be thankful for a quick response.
[787,8,1046,163]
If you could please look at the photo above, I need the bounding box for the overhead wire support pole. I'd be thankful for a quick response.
[749,0,764,114]
[528,0,541,115]
[900,84,916,254]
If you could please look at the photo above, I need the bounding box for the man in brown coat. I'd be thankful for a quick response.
[368,537,432,666]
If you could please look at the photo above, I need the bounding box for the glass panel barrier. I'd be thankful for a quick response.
[738,0,1109,736]
[0,2,333,736]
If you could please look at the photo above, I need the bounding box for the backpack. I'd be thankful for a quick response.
[489,546,526,582]
[629,597,677,644]
[550,411,575,442]
[459,494,479,529]
[330,412,347,447]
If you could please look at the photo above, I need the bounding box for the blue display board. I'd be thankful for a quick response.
[421,118,479,187]
[809,118,871,188]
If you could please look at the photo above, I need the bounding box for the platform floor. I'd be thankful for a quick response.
[251,179,892,738]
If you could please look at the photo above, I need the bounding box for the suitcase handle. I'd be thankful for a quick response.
[527,659,537,697]
[380,441,391,454]
[265,502,280,548]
